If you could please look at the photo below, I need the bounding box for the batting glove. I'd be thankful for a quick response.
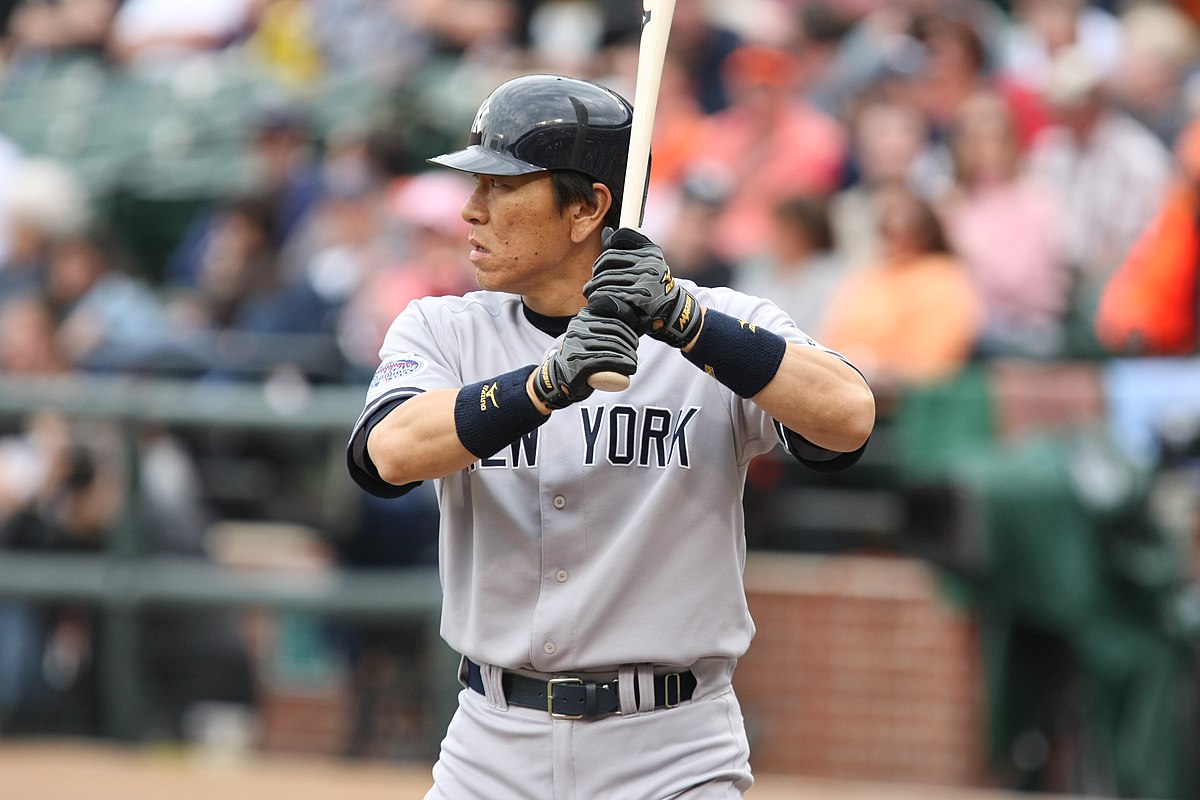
[584,227,703,349]
[532,307,639,410]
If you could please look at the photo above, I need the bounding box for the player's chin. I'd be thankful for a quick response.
[473,268,511,293]
[473,259,540,295]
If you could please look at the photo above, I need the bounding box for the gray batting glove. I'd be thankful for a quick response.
[584,227,703,349]
[532,307,638,410]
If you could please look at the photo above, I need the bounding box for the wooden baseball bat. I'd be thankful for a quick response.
[588,0,677,393]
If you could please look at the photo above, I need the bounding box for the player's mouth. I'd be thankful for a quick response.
[469,238,491,262]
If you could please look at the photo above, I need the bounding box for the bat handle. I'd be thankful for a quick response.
[588,371,631,392]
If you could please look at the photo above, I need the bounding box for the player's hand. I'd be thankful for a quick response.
[584,227,703,349]
[532,307,638,410]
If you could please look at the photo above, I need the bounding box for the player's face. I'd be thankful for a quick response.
[461,172,579,300]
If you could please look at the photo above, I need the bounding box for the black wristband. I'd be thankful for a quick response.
[454,366,549,459]
[682,309,788,398]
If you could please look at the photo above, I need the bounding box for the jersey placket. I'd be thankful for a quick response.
[528,409,587,672]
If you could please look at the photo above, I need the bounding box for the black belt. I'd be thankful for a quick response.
[465,658,697,719]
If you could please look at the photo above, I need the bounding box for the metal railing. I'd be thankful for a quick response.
[0,374,458,756]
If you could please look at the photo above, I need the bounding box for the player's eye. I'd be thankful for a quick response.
[489,177,507,189]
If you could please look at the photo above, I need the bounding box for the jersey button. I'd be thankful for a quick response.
[555,569,569,583]
[552,495,566,509]
[543,641,556,655]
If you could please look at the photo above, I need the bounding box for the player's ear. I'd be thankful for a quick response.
[569,182,613,244]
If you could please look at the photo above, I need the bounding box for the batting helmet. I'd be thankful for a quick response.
[428,74,634,212]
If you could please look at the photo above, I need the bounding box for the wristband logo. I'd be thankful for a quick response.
[480,381,499,411]
[736,318,757,333]
[370,353,428,390]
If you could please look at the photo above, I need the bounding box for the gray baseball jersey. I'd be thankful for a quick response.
[347,280,851,674]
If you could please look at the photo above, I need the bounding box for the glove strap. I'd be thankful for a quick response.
[531,356,579,410]
[652,281,703,348]
[683,310,787,398]
[455,366,549,458]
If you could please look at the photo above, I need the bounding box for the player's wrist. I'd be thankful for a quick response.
[531,354,585,410]
[680,307,706,352]
[455,366,551,458]
[649,283,702,348]
[682,309,787,398]
[526,368,554,415]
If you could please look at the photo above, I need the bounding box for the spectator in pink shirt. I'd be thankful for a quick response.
[939,89,1071,358]
[688,44,846,264]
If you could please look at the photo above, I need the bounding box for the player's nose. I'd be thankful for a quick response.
[462,183,487,224]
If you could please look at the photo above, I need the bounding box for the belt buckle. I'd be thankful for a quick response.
[663,672,682,708]
[547,677,584,719]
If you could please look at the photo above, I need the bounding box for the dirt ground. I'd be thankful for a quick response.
[0,741,1084,800]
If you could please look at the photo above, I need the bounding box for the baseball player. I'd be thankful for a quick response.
[347,74,874,799]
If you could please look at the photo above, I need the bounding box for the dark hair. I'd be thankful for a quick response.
[220,192,280,243]
[551,170,620,229]
[910,11,989,74]
[798,3,854,46]
[52,225,142,280]
[773,195,834,251]
[911,197,952,255]
[883,186,952,255]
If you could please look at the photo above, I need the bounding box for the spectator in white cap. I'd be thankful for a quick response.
[0,158,92,309]
[1026,43,1172,352]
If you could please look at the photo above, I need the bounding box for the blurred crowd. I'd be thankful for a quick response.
[2,0,1200,786]
[0,0,1196,387]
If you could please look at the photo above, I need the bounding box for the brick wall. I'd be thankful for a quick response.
[735,553,989,787]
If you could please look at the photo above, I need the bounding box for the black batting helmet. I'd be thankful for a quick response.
[428,74,634,215]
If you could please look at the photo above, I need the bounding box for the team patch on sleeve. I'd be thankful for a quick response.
[370,353,428,390]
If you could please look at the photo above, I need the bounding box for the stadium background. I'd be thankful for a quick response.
[1,1,1200,798]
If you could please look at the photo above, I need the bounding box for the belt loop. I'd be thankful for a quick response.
[636,664,655,714]
[585,682,598,718]
[481,661,508,711]
[617,664,639,716]
[457,655,470,688]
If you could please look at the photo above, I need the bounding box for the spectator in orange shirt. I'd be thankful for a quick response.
[1095,118,1200,355]
[688,44,846,264]
[820,184,984,392]
[642,50,709,193]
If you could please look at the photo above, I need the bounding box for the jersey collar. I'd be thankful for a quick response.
[522,303,572,337]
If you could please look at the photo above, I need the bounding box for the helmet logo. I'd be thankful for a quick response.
[471,96,491,136]
[568,96,589,170]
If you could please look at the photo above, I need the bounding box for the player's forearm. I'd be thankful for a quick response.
[752,344,875,453]
[367,389,480,485]
[679,308,874,453]
[367,368,558,485]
